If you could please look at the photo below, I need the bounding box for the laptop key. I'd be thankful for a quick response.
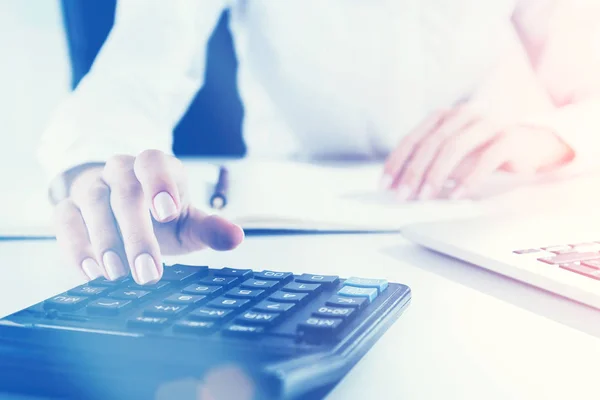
[68,285,107,297]
[44,295,88,311]
[560,263,600,280]
[538,252,600,265]
[582,260,600,269]
[108,289,150,300]
[513,249,541,255]
[253,300,295,313]
[87,299,131,316]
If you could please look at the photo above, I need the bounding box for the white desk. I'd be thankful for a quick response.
[2,233,600,400]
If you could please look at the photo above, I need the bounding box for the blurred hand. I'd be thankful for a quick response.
[381,106,574,200]
[54,150,244,285]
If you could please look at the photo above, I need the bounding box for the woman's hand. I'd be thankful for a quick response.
[54,150,244,285]
[381,106,574,200]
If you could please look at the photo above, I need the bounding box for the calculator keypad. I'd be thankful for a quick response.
[38,266,391,344]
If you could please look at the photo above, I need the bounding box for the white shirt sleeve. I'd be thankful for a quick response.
[513,0,600,173]
[37,0,228,182]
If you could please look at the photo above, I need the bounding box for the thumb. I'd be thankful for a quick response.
[178,206,245,252]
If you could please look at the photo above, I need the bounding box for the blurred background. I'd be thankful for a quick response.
[0,0,244,228]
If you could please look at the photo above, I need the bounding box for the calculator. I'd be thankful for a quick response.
[0,265,411,399]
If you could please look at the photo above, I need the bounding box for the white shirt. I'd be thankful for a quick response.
[38,0,600,182]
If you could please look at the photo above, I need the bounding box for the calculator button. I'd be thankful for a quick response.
[295,274,339,286]
[282,282,321,293]
[224,288,265,300]
[128,281,171,291]
[214,267,253,279]
[181,284,222,296]
[163,294,207,305]
[253,301,295,313]
[326,295,367,309]
[197,276,239,288]
[253,270,293,282]
[143,303,188,317]
[344,277,388,293]
[560,263,600,280]
[538,252,600,265]
[89,277,129,287]
[223,324,264,337]
[68,285,107,297]
[582,259,600,269]
[236,311,280,325]
[269,291,307,303]
[44,295,88,311]
[297,317,343,336]
[240,279,278,290]
[128,316,169,331]
[108,289,150,300]
[189,307,233,321]
[313,306,355,319]
[161,265,208,282]
[87,299,131,315]
[174,320,216,334]
[207,297,250,310]
[337,286,378,302]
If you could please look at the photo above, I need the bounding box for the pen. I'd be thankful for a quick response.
[210,166,229,209]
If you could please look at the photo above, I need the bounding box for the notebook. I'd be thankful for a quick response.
[5,159,491,237]
[187,160,482,232]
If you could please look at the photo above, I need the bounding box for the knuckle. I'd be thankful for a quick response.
[135,149,165,168]
[104,155,135,178]
[82,182,111,204]
[123,230,147,248]
[112,179,143,202]
[54,199,79,224]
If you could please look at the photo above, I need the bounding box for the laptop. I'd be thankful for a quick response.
[403,212,600,309]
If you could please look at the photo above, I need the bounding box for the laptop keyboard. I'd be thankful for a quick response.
[514,242,600,281]
[28,264,392,343]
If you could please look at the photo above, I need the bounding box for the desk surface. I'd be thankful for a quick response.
[2,233,600,400]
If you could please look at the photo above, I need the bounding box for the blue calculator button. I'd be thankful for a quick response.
[337,286,378,303]
[344,277,388,293]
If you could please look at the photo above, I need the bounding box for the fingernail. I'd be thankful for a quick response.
[103,251,127,281]
[81,258,104,280]
[153,191,177,221]
[396,185,412,201]
[419,184,434,200]
[134,253,160,285]
[379,174,394,190]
